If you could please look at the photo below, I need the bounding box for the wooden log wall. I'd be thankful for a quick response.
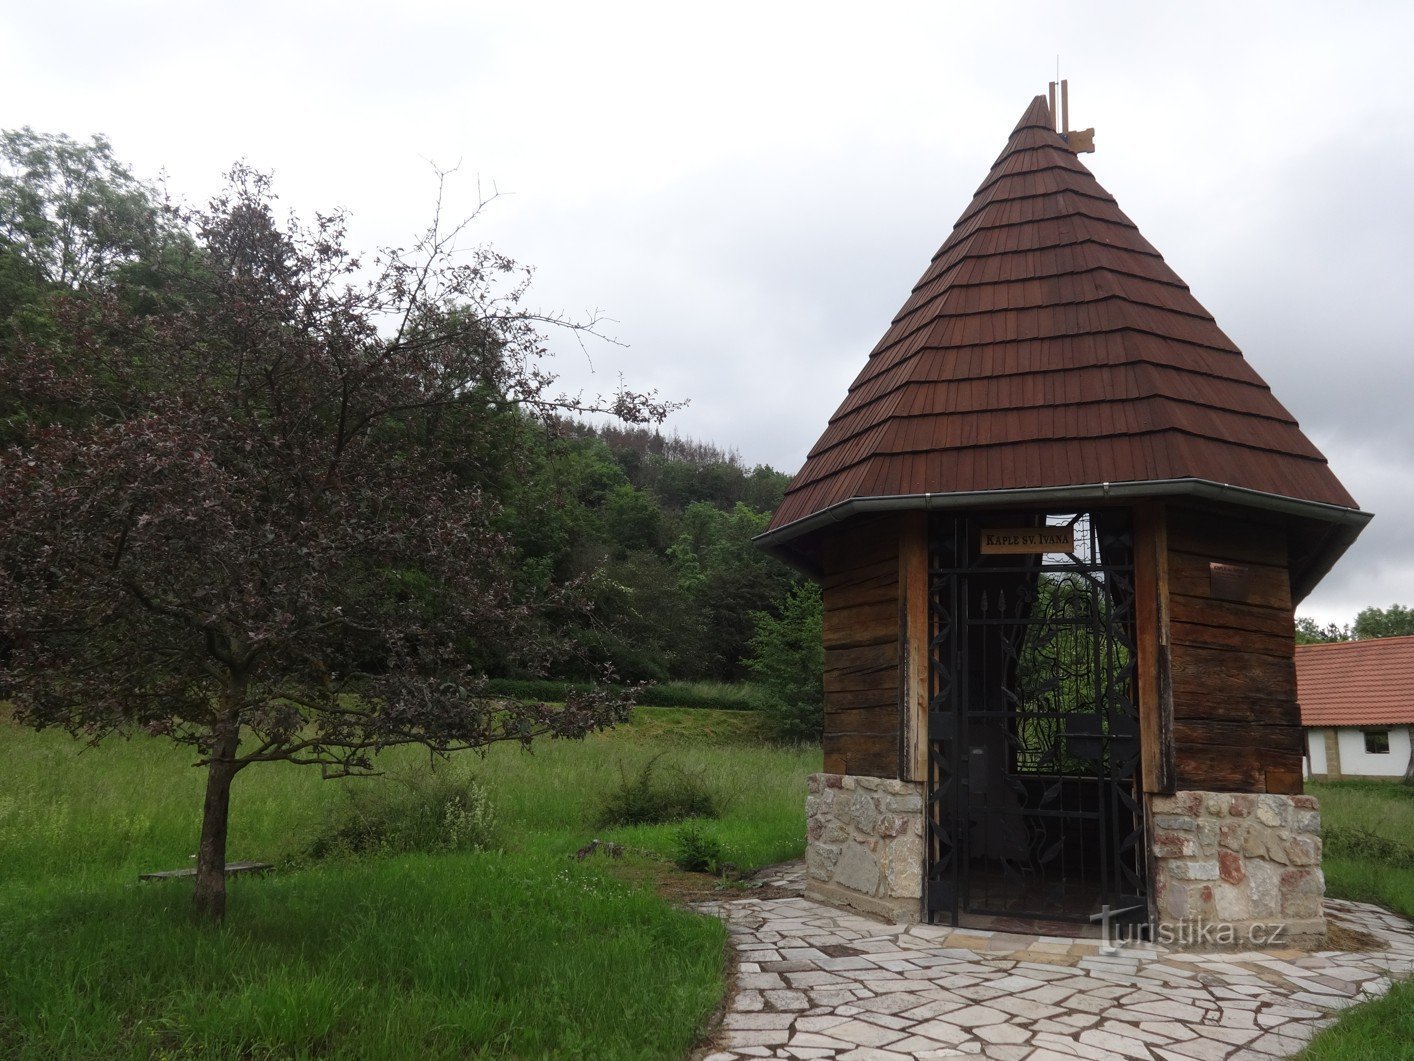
[1164,505,1303,794]
[821,514,901,777]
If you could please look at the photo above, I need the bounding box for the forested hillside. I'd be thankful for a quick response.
[498,420,801,684]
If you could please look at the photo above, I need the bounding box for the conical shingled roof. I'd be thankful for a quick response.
[765,96,1362,543]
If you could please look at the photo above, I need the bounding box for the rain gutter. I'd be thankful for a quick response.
[753,477,1372,600]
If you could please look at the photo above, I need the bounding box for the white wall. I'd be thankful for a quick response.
[1306,728,1328,776]
[1335,725,1412,778]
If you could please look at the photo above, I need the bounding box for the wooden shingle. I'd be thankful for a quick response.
[767,96,1361,540]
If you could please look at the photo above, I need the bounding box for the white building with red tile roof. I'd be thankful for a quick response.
[1298,635,1414,780]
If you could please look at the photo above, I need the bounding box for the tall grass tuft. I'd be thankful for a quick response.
[594,753,724,828]
[304,766,497,860]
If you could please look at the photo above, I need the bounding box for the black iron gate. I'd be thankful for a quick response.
[924,511,1146,928]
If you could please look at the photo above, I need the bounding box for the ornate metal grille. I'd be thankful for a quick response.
[925,511,1146,927]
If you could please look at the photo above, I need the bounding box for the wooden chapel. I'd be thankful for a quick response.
[756,90,1370,945]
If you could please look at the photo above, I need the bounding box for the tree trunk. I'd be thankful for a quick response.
[192,717,242,924]
[1404,731,1414,786]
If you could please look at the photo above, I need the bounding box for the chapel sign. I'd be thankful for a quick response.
[979,527,1075,555]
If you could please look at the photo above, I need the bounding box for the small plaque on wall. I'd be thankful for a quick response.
[1209,561,1251,602]
[979,527,1074,554]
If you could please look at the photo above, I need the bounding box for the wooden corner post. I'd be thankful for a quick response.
[898,511,930,782]
[1134,503,1176,793]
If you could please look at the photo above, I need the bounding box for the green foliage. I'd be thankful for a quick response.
[305,768,497,860]
[672,822,726,874]
[1295,616,1352,644]
[1354,603,1414,641]
[0,127,171,296]
[1311,779,1414,919]
[1323,824,1414,869]
[1300,980,1414,1061]
[594,753,724,827]
[747,581,824,740]
[1294,605,1414,644]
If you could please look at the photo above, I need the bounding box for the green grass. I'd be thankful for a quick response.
[0,706,820,1059]
[1309,779,1414,919]
[1300,980,1414,1060]
[1298,780,1414,1059]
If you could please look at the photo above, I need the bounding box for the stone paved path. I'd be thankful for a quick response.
[694,863,1414,1060]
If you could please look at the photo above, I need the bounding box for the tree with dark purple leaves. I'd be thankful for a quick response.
[0,163,674,923]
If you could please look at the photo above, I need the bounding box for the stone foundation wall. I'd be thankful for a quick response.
[1150,791,1325,949]
[804,773,924,922]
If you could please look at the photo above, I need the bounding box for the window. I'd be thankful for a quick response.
[1364,730,1391,754]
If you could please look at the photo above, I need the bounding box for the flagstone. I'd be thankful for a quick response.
[764,988,810,1011]
[973,1021,1029,1045]
[1077,1026,1158,1058]
[1189,1022,1259,1045]
[720,1026,792,1048]
[698,868,1414,1061]
[794,1014,851,1032]
[1150,1038,1229,1061]
[722,1011,797,1030]
[854,992,932,1015]
[903,1018,973,1044]
[824,1019,908,1048]
[988,995,1065,1020]
[787,1031,855,1049]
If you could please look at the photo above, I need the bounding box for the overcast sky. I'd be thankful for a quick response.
[4,1,1411,624]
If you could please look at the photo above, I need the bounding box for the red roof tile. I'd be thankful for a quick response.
[768,95,1361,535]
[1297,637,1414,727]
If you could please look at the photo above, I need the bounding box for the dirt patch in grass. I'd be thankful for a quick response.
[597,850,800,905]
[1326,918,1388,953]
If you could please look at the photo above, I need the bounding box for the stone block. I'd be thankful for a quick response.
[1293,810,1321,834]
[1168,860,1220,881]
[849,791,880,834]
[806,842,841,882]
[1219,849,1246,885]
[1153,814,1196,831]
[1153,831,1198,858]
[1214,883,1251,922]
[1219,823,1245,852]
[1197,820,1220,852]
[1256,794,1291,828]
[1245,860,1281,919]
[1153,792,1203,817]
[834,840,881,895]
[1284,835,1321,866]
[886,794,923,813]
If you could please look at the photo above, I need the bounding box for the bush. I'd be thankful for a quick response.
[306,767,497,859]
[746,581,824,740]
[1324,824,1414,869]
[672,823,725,874]
[594,754,724,827]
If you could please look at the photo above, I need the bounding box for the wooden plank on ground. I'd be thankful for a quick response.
[140,861,273,882]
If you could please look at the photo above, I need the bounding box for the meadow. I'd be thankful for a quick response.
[0,706,819,1059]
[1300,779,1414,1060]
[6,705,1414,1060]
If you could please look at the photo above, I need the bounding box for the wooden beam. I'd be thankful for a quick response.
[898,511,929,782]
[1134,503,1176,793]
